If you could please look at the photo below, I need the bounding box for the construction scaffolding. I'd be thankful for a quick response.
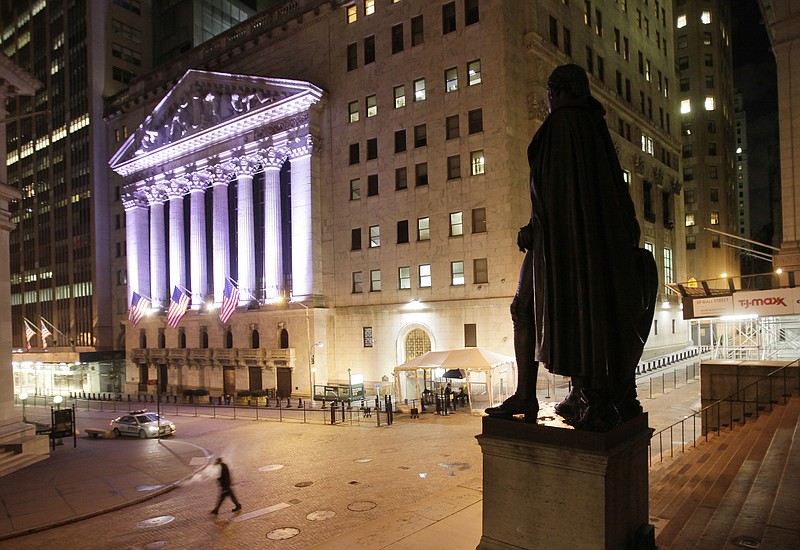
[693,315,800,361]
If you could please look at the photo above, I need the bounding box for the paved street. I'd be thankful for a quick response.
[1,361,702,550]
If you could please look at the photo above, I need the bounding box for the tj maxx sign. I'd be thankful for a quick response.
[685,288,800,319]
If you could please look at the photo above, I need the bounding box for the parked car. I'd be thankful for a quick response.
[109,409,176,438]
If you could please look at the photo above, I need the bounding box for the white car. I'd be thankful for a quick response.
[109,410,176,438]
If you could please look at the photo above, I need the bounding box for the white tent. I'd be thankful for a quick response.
[393,348,517,413]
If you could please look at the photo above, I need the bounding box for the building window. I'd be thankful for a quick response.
[685,213,695,227]
[663,248,673,285]
[349,143,360,164]
[704,53,713,67]
[595,9,603,36]
[367,174,379,196]
[447,155,461,179]
[549,15,559,47]
[348,100,359,123]
[395,129,407,153]
[706,75,714,89]
[350,178,361,200]
[446,115,460,139]
[474,258,488,284]
[708,120,717,133]
[353,272,363,293]
[686,235,696,250]
[708,142,717,156]
[587,46,594,74]
[710,188,719,202]
[563,26,571,56]
[712,234,721,248]
[701,10,711,24]
[411,14,424,46]
[683,167,694,181]
[397,220,409,244]
[415,163,428,186]
[392,23,404,54]
[369,225,380,247]
[681,121,692,135]
[445,67,458,92]
[351,228,362,250]
[364,35,376,64]
[347,5,357,24]
[365,0,375,16]
[677,56,688,70]
[414,124,427,148]
[347,43,357,71]
[442,2,456,34]
[451,261,465,285]
[468,109,483,134]
[367,137,378,160]
[677,13,687,28]
[709,165,718,179]
[468,59,481,85]
[472,208,486,233]
[470,150,485,175]
[417,217,430,241]
[363,326,373,347]
[685,189,695,204]
[465,324,477,347]
[419,264,432,287]
[622,170,631,187]
[399,267,411,289]
[643,181,655,222]
[465,0,479,25]
[682,144,693,159]
[366,94,377,117]
[370,269,381,292]
[414,78,426,101]
[705,96,716,110]
[677,35,687,48]
[394,85,406,108]
[450,211,463,236]
[710,211,720,225]
[680,99,691,114]
[395,167,408,190]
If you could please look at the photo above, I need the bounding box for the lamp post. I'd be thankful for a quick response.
[53,395,63,410]
[290,297,314,401]
[309,341,323,400]
[19,392,28,423]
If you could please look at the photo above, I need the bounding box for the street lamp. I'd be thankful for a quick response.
[290,296,315,400]
[53,395,63,410]
[19,392,28,423]
[309,342,323,399]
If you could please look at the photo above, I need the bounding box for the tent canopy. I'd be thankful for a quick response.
[394,348,515,371]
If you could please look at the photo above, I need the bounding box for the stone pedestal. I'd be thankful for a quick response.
[477,412,652,550]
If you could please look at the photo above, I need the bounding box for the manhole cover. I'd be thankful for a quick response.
[347,501,376,512]
[259,464,284,472]
[732,536,761,548]
[137,516,175,529]
[294,481,314,488]
[306,510,336,521]
[136,484,165,492]
[267,527,300,540]
[354,458,373,463]
[144,542,169,549]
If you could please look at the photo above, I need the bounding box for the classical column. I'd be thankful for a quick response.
[167,177,189,295]
[262,147,285,301]
[189,171,209,307]
[123,191,151,302]
[234,155,259,303]
[148,190,168,308]
[211,165,233,303]
[288,136,315,299]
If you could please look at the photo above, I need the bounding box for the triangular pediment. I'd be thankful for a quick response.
[109,69,323,177]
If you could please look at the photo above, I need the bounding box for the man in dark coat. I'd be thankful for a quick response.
[211,457,241,514]
[487,64,657,430]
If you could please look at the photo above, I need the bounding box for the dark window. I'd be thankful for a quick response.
[351,228,361,250]
[563,26,571,56]
[677,56,688,70]
[414,124,427,148]
[367,174,379,196]
[349,143,359,165]
[442,2,456,34]
[473,258,488,284]
[364,35,376,64]
[367,137,378,160]
[549,16,558,46]
[395,129,407,153]
[415,163,428,186]
[347,43,357,71]
[395,167,408,190]
[397,220,409,244]
[446,115,459,139]
[468,109,483,134]
[643,181,655,222]
[464,0,479,25]
[587,46,594,74]
[464,323,477,347]
[472,208,486,233]
[447,155,461,179]
[710,188,719,202]
[662,190,673,229]
[680,77,690,92]
[686,235,696,250]
[708,142,717,156]
[682,144,693,159]
[704,53,713,67]
[391,23,404,54]
[411,15,424,46]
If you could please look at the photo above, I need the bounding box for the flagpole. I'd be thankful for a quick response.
[22,317,40,333]
[225,276,258,302]
[41,317,67,338]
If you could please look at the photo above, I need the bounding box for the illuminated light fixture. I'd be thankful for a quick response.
[720,273,728,278]
[776,268,783,275]
[406,298,425,311]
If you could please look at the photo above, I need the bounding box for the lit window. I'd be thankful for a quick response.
[685,213,695,227]
[399,267,411,289]
[394,85,406,108]
[451,261,465,286]
[705,96,716,111]
[450,212,463,236]
[676,14,686,28]
[352,271,363,293]
[365,0,375,16]
[419,264,432,287]
[468,59,481,85]
[370,269,381,292]
[622,170,631,187]
[366,94,377,117]
[369,225,380,247]
[663,248,673,285]
[680,99,691,114]
[710,211,719,225]
[470,150,485,175]
[347,5,357,24]
[445,67,458,92]
[417,217,430,240]
[348,101,359,123]
[414,78,426,101]
[701,10,711,24]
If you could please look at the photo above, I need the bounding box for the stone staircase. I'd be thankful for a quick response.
[0,422,50,478]
[649,391,800,549]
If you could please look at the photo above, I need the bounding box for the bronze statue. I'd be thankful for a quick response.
[486,64,658,431]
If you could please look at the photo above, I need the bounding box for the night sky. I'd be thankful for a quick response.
[731,0,778,241]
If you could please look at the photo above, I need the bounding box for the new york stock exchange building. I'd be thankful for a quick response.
[106,0,689,404]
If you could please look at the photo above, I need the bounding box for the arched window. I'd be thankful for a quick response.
[178,330,186,349]
[200,329,209,349]
[225,329,233,349]
[251,329,260,349]
[158,330,166,349]
[280,328,289,349]
[139,330,147,349]
[405,328,431,361]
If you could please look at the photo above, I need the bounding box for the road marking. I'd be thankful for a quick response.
[230,502,291,522]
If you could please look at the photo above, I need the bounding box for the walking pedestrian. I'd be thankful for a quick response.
[210,457,241,515]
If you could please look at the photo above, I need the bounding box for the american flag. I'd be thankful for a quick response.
[40,320,51,350]
[24,322,35,350]
[128,292,151,327]
[166,286,190,328]
[220,278,239,324]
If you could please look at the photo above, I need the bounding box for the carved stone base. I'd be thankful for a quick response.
[476,410,651,550]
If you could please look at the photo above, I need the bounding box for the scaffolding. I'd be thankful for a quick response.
[694,315,800,361]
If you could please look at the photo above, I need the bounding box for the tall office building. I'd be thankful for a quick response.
[733,92,751,240]
[106,0,690,401]
[674,0,739,283]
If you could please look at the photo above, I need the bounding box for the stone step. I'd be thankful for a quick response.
[0,451,49,478]
[760,408,800,548]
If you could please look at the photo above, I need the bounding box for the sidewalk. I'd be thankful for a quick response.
[0,435,211,541]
